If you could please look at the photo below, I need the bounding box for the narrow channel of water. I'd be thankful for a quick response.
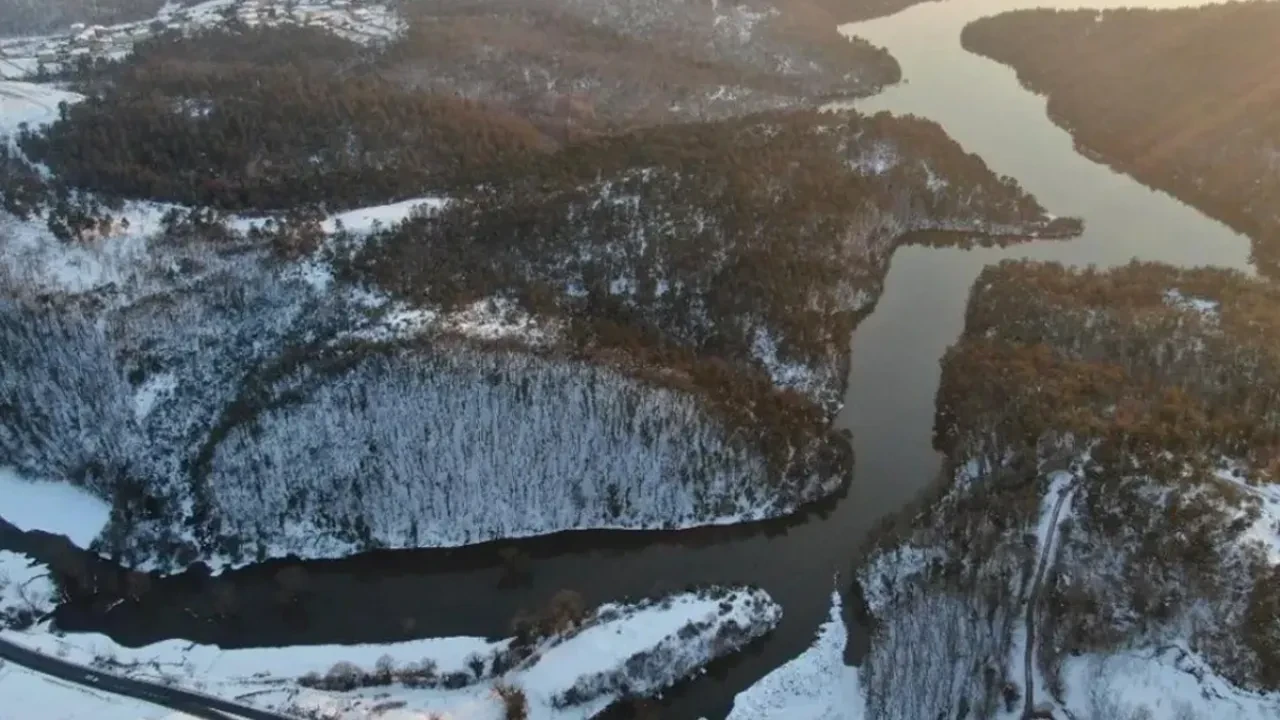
[47,1,1258,718]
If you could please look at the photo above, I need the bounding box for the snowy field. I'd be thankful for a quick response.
[0,468,110,548]
[1059,644,1280,720]
[0,662,198,720]
[1,555,781,720]
[727,591,865,720]
[0,81,81,138]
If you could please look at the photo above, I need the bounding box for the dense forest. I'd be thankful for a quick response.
[199,343,790,561]
[857,261,1280,719]
[17,26,551,212]
[12,1,906,213]
[5,0,957,213]
[373,0,904,133]
[962,2,1280,278]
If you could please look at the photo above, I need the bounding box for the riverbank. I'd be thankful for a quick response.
[3,543,783,720]
[961,2,1280,279]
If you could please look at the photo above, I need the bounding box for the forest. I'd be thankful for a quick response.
[857,260,1280,719]
[376,0,903,134]
[962,2,1280,278]
[348,109,1058,429]
[17,25,551,212]
[0,1,1078,569]
[0,100,1063,568]
[9,0,947,213]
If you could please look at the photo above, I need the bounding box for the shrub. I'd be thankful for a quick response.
[494,682,529,720]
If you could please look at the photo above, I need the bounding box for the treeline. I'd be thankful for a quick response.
[18,26,550,212]
[935,260,1280,693]
[962,2,1280,278]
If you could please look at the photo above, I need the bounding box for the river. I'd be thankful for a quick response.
[45,0,1257,718]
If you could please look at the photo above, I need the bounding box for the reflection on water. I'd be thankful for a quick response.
[29,0,1261,718]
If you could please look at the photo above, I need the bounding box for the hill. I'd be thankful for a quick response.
[857,261,1280,719]
[1,98,1069,569]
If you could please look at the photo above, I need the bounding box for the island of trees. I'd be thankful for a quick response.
[962,1,1280,278]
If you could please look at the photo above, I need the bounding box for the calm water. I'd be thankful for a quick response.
[51,1,1257,718]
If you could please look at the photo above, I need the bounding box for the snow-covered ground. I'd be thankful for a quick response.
[1,574,780,720]
[0,468,110,548]
[1059,644,1280,720]
[1215,461,1280,565]
[0,550,56,626]
[228,196,449,237]
[322,197,448,234]
[0,661,199,720]
[0,200,173,295]
[727,591,864,720]
[0,81,81,139]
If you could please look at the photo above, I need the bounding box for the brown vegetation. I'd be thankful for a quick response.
[494,682,529,720]
[343,108,1049,483]
[18,26,550,212]
[936,260,1280,692]
[380,0,904,136]
[962,2,1280,278]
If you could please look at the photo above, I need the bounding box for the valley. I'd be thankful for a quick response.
[1,0,1278,718]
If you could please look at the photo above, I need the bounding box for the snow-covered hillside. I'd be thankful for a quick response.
[200,346,784,564]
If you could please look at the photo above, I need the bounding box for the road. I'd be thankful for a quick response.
[0,635,296,720]
[1022,479,1077,720]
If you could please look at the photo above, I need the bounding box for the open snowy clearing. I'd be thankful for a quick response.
[227,196,449,237]
[1059,644,1280,720]
[727,590,865,720]
[0,81,81,139]
[0,468,110,548]
[1,555,780,720]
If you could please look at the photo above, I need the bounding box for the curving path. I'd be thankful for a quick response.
[1021,480,1078,719]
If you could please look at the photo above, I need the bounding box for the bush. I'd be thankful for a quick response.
[540,589,587,636]
[494,682,529,720]
[322,661,363,692]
